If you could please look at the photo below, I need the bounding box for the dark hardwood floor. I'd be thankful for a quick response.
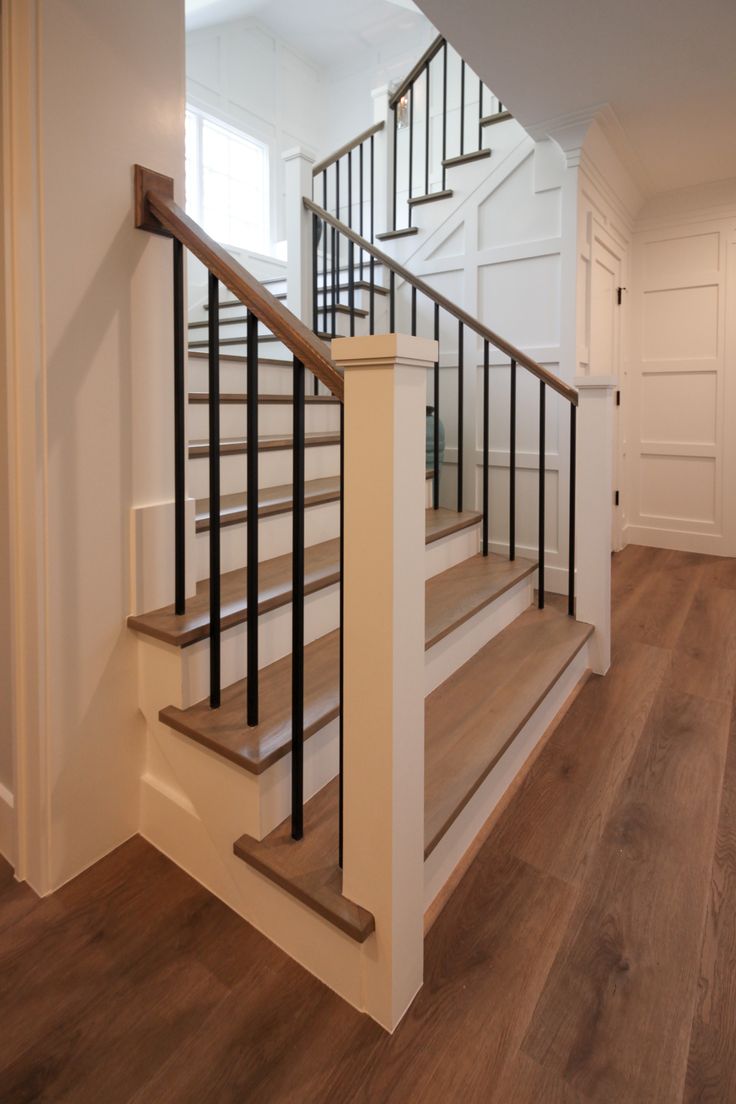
[3,545,736,1102]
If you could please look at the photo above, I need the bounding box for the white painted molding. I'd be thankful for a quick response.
[2,0,51,894]
[574,375,616,674]
[282,146,315,325]
[335,333,436,1031]
[524,104,603,167]
[0,782,15,866]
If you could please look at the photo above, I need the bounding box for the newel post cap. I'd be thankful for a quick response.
[332,333,438,370]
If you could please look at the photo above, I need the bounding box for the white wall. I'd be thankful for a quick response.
[5,0,184,890]
[626,180,736,555]
[187,18,328,248]
[390,130,578,592]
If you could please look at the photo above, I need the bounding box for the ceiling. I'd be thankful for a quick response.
[186,0,430,72]
[413,0,736,194]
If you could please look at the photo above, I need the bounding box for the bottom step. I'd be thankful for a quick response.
[234,781,374,943]
[233,604,591,937]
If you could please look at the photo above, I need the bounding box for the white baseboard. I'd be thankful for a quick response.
[0,782,16,866]
[625,523,734,558]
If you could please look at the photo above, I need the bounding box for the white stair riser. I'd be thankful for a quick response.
[195,499,340,578]
[188,358,294,394]
[188,442,340,498]
[425,525,480,579]
[188,338,298,362]
[425,575,534,693]
[188,401,340,440]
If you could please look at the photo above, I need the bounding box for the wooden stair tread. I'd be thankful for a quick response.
[188,432,341,458]
[424,604,593,857]
[188,351,292,366]
[189,334,331,350]
[194,476,341,533]
[407,189,453,206]
[188,392,339,405]
[233,779,374,942]
[127,538,341,648]
[196,469,435,530]
[425,508,481,543]
[442,149,491,168]
[128,509,465,647]
[161,630,341,775]
[376,227,419,241]
[160,551,535,774]
[480,110,512,127]
[425,552,536,649]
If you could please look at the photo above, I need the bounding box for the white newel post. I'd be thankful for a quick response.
[574,376,616,675]
[371,85,391,236]
[282,146,315,326]
[333,334,437,1032]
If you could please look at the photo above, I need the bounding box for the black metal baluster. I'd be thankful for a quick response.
[291,356,305,840]
[457,320,464,512]
[411,285,417,336]
[207,272,221,708]
[173,238,186,615]
[425,64,430,197]
[246,309,259,724]
[441,43,448,191]
[359,141,364,281]
[333,161,340,334]
[322,171,328,335]
[538,380,546,609]
[392,105,398,231]
[369,254,375,335]
[408,85,414,227]
[338,402,344,868]
[311,213,319,338]
[331,226,337,336]
[348,148,352,230]
[370,134,375,244]
[482,339,489,555]
[390,270,395,332]
[568,404,576,617]
[433,303,440,510]
[460,60,466,156]
[348,240,355,337]
[509,358,516,561]
[478,77,483,150]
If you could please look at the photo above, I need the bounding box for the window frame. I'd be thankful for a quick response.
[185,102,271,255]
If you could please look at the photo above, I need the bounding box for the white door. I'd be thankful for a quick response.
[589,222,624,549]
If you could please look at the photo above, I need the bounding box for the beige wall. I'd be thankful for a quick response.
[26,0,184,887]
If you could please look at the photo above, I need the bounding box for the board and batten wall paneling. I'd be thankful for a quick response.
[186,19,328,248]
[628,217,736,555]
[400,141,573,590]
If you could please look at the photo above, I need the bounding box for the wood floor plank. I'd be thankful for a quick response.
[613,548,704,652]
[522,686,731,1103]
[683,698,736,1103]
[668,582,736,705]
[493,640,670,886]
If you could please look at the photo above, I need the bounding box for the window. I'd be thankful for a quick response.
[185,107,270,254]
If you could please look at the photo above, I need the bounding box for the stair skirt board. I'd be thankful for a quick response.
[423,641,590,913]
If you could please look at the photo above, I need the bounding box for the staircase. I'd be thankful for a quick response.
[127,33,613,1032]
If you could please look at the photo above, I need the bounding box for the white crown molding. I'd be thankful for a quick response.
[594,104,653,197]
[523,104,604,168]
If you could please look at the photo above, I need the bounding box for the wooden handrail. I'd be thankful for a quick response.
[389,34,445,108]
[312,122,385,178]
[304,196,578,405]
[134,165,343,401]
